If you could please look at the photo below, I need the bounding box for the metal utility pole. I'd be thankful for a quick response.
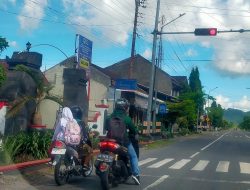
[152,13,185,132]
[146,0,160,134]
[130,0,146,78]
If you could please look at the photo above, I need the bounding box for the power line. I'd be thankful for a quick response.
[0,8,133,48]
[163,2,250,14]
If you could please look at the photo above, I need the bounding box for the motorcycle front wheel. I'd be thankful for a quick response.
[54,157,69,185]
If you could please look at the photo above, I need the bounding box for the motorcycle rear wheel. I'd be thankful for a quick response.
[100,171,111,190]
[54,157,69,185]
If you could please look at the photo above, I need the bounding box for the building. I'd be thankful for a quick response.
[104,54,188,128]
[42,56,111,130]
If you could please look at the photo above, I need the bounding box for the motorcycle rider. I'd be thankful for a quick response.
[70,106,93,169]
[105,98,140,185]
[52,107,80,160]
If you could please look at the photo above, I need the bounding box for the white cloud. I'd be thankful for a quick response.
[142,48,152,59]
[62,0,133,46]
[18,0,48,32]
[185,49,198,57]
[13,0,250,76]
[216,95,250,112]
[8,41,17,47]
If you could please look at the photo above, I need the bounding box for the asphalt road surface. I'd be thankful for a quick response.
[2,129,250,190]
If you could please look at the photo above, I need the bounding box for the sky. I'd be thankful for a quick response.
[1,0,250,112]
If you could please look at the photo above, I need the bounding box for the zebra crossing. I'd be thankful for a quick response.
[139,157,250,174]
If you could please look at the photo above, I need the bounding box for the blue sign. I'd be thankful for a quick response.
[78,35,93,70]
[158,104,167,114]
[115,79,137,90]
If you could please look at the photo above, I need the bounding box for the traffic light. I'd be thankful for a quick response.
[194,28,217,36]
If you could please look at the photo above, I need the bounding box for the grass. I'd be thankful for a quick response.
[144,139,175,150]
[0,149,14,166]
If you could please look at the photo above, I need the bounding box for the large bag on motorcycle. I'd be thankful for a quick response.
[64,120,81,145]
[107,116,129,146]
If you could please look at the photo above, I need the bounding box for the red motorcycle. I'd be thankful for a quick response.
[95,138,131,190]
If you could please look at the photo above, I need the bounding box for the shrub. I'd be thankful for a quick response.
[3,130,53,163]
[179,128,190,136]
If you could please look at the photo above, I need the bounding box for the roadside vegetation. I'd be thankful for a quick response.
[161,67,232,135]
[239,116,250,130]
[0,129,100,166]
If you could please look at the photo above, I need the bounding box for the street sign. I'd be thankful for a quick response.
[115,79,137,90]
[78,35,93,70]
[158,104,167,114]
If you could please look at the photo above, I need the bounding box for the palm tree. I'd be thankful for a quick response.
[6,65,63,125]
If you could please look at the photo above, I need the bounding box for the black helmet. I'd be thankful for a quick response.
[70,106,83,120]
[115,98,129,111]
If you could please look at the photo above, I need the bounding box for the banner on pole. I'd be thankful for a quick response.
[78,35,93,70]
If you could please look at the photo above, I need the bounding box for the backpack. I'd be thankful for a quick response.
[64,120,81,145]
[107,116,129,145]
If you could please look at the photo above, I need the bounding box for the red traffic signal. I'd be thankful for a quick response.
[194,28,217,36]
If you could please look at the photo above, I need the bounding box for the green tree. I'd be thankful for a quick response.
[189,67,202,92]
[0,64,7,88]
[208,101,224,128]
[0,37,8,87]
[188,67,205,115]
[167,93,197,131]
[239,116,250,130]
[0,37,9,55]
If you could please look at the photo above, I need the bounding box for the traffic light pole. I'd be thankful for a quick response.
[160,29,250,35]
[146,0,160,135]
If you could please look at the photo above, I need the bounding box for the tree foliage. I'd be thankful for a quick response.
[207,101,224,128]
[0,37,9,55]
[167,97,196,130]
[188,67,206,115]
[0,64,7,88]
[239,116,250,130]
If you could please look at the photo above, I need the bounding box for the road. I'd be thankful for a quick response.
[1,129,250,190]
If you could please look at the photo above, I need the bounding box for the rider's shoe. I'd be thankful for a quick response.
[131,175,140,185]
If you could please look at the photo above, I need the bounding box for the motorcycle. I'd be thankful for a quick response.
[49,139,93,185]
[95,138,131,190]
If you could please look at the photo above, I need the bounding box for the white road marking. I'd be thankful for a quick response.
[139,158,157,166]
[148,158,174,168]
[191,160,209,171]
[143,175,169,190]
[240,162,250,174]
[216,161,230,173]
[169,159,191,169]
[201,132,229,151]
[184,177,250,184]
[246,135,250,139]
[190,152,200,158]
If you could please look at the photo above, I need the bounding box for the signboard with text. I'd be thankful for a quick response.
[158,103,167,114]
[115,79,137,90]
[78,35,93,70]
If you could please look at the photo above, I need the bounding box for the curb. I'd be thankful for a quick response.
[0,150,101,173]
[0,158,51,172]
[0,142,154,173]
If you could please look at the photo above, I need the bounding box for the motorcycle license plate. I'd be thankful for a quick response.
[51,148,66,155]
[97,154,113,162]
